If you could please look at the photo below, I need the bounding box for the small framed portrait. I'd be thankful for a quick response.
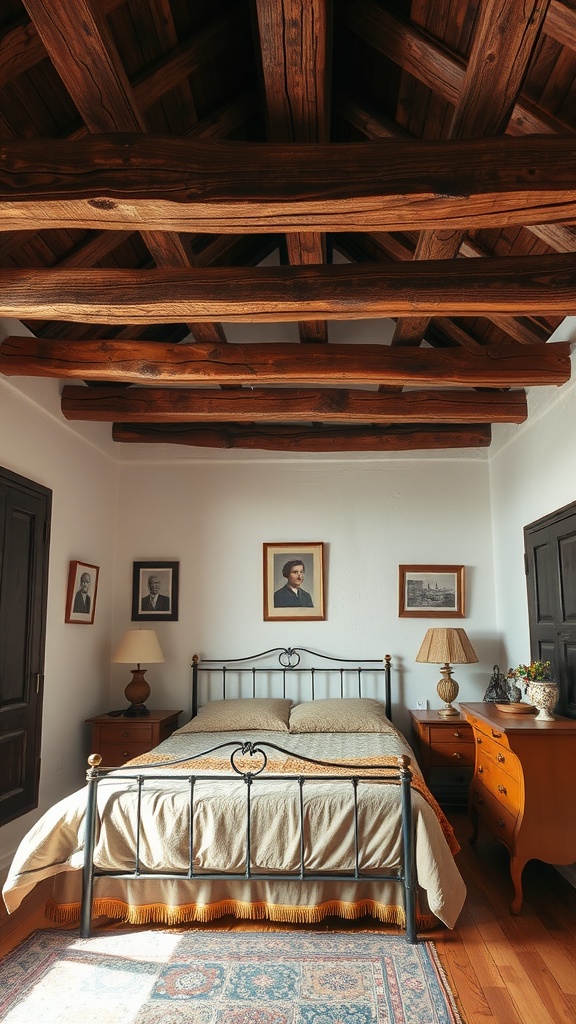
[132,561,179,621]
[65,560,99,624]
[399,564,465,618]
[263,542,325,621]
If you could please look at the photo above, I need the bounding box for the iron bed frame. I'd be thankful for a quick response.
[80,648,418,942]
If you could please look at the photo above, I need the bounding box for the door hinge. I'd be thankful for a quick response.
[524,552,529,575]
[35,673,43,693]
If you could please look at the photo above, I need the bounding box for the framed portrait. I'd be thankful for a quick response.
[65,560,99,624]
[132,560,179,621]
[398,564,465,618]
[263,542,325,621]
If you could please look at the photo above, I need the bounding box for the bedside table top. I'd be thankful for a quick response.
[85,710,182,724]
[409,709,469,725]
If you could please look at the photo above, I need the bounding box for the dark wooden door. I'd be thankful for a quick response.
[524,501,576,719]
[0,467,51,826]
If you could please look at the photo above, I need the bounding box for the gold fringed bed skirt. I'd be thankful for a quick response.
[46,894,438,931]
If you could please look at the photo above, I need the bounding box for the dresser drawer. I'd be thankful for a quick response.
[475,750,522,816]
[475,733,520,781]
[470,780,517,847]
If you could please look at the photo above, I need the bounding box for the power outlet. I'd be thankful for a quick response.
[415,699,428,711]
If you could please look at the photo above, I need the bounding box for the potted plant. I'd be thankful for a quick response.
[510,660,558,721]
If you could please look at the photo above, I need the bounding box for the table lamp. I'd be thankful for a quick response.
[416,627,478,716]
[112,628,164,717]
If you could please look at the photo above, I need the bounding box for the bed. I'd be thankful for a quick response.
[2,647,466,942]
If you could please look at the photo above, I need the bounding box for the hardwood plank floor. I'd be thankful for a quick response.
[1,810,575,1024]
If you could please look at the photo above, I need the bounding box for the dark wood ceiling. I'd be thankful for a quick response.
[0,0,575,453]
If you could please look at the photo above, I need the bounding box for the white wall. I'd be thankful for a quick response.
[0,322,119,867]
[490,333,576,670]
[112,456,497,736]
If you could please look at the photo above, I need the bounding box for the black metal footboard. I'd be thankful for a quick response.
[81,741,417,942]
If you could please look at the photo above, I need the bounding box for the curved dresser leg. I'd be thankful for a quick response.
[509,855,526,915]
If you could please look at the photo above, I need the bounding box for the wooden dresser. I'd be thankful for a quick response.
[460,702,576,913]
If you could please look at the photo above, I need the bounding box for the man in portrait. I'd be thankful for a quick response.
[72,571,91,614]
[141,573,170,612]
[274,559,314,608]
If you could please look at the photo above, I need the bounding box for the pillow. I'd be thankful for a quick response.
[289,697,392,734]
[175,697,292,733]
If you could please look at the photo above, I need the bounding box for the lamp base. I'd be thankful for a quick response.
[436,664,459,717]
[124,667,151,717]
[123,702,150,717]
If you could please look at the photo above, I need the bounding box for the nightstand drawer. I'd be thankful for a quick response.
[100,722,154,745]
[98,741,151,766]
[429,743,475,768]
[429,725,471,745]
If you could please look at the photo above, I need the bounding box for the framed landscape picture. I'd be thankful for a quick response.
[398,564,465,618]
[263,542,325,621]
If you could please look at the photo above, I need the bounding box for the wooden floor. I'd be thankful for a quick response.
[1,810,575,1024]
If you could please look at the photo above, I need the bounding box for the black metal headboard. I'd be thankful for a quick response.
[191,647,393,721]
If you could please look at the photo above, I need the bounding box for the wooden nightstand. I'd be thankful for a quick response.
[409,709,474,808]
[85,709,182,767]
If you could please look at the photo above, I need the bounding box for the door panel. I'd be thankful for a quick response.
[525,502,576,719]
[0,468,51,826]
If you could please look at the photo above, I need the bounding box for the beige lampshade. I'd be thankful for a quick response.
[112,629,165,666]
[416,627,478,666]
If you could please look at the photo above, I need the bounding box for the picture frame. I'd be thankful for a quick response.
[131,560,179,621]
[263,542,325,621]
[65,560,99,624]
[398,564,465,618]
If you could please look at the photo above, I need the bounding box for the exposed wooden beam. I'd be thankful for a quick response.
[111,422,492,452]
[341,0,571,136]
[0,257,575,321]
[254,0,332,343]
[60,385,528,424]
[391,0,551,348]
[21,0,226,347]
[3,136,576,234]
[2,337,569,387]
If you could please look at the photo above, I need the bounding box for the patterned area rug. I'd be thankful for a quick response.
[0,928,463,1023]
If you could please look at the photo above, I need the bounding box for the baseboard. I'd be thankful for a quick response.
[555,863,576,889]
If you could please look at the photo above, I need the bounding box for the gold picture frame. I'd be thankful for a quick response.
[263,542,325,621]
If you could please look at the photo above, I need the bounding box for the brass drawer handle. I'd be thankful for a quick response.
[497,753,505,763]
[477,737,482,744]
[453,752,462,759]
[477,766,484,774]
[497,819,505,828]
[492,730,502,739]
[498,784,507,795]
[453,731,462,738]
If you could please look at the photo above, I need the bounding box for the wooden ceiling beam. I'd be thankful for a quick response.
[253,0,332,343]
[110,422,492,452]
[391,0,551,348]
[341,0,570,136]
[0,257,574,321]
[3,136,576,233]
[21,0,226,347]
[2,337,569,388]
[60,385,527,424]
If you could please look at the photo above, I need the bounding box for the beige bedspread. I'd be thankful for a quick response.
[2,728,466,929]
